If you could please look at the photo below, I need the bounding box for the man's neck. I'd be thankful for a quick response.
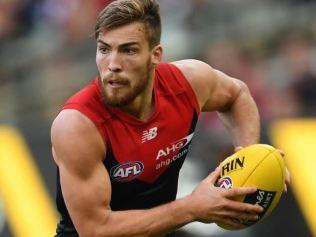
[121,75,155,121]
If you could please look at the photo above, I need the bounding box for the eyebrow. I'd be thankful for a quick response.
[97,39,140,48]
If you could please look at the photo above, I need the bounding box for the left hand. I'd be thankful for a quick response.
[234,146,291,194]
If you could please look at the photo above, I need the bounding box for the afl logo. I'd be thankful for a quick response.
[110,161,144,182]
[218,176,233,189]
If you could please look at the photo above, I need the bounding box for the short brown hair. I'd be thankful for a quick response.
[95,0,161,49]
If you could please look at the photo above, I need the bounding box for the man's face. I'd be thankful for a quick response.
[96,22,160,107]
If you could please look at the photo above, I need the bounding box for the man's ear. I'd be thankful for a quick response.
[151,44,163,66]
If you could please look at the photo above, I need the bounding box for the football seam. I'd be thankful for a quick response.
[240,148,276,187]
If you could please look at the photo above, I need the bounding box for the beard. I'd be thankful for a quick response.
[99,58,153,108]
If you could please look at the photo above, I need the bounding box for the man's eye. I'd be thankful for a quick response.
[123,48,137,54]
[99,47,109,54]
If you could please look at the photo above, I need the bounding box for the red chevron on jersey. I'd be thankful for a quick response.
[58,62,200,214]
[56,61,201,236]
[62,62,200,184]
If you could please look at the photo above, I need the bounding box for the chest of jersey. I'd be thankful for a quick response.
[103,93,198,184]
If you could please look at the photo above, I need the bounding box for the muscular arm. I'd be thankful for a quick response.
[52,110,194,237]
[51,110,262,237]
[172,60,260,147]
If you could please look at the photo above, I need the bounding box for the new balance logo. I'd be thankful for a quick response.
[142,127,158,143]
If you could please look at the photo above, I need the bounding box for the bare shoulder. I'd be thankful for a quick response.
[171,59,217,83]
[51,109,97,140]
[171,59,245,112]
[171,59,218,109]
[51,109,105,172]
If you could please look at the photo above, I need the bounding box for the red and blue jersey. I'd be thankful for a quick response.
[55,62,200,236]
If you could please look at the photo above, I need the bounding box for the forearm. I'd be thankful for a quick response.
[93,196,194,237]
[218,82,260,147]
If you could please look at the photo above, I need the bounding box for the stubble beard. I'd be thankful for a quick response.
[99,58,153,108]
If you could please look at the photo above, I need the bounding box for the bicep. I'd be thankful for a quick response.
[57,154,112,233]
[51,110,110,236]
[202,69,244,112]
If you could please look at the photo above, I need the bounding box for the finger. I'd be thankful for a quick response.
[234,146,243,153]
[284,183,287,194]
[227,201,264,214]
[216,218,245,229]
[224,186,257,198]
[283,168,290,194]
[205,167,221,185]
[221,210,260,221]
[286,168,291,185]
[277,149,285,157]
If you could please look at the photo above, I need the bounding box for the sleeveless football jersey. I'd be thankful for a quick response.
[55,62,200,236]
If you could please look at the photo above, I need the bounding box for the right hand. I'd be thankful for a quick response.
[187,167,263,229]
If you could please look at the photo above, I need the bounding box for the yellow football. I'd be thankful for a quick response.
[216,144,286,230]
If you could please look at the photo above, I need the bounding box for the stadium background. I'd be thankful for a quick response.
[0,0,315,236]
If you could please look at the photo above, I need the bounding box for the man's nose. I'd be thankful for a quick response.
[108,52,122,73]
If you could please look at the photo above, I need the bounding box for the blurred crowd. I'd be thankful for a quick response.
[1,0,316,119]
[0,0,316,236]
[1,0,315,121]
